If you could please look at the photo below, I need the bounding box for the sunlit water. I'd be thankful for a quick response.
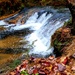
[0,7,71,57]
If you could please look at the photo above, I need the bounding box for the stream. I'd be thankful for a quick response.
[0,6,71,69]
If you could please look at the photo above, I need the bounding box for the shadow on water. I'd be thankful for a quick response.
[0,28,33,39]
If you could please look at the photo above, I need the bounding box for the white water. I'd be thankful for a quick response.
[11,11,69,57]
[0,7,71,57]
[22,12,69,57]
[0,20,7,25]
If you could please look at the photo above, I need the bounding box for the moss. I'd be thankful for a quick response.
[53,36,71,57]
[21,70,29,75]
[19,4,25,9]
[64,18,72,27]
[9,59,21,69]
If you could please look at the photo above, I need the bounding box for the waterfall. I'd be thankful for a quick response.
[0,7,71,57]
[22,12,69,57]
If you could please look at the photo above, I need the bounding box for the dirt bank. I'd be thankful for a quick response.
[0,0,67,19]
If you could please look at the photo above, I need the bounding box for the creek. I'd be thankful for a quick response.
[0,6,71,68]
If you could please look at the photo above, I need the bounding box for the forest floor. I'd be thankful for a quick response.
[7,34,75,75]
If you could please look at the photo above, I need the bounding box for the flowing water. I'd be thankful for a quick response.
[0,7,71,66]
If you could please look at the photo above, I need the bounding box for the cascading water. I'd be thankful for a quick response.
[0,7,71,57]
[22,11,69,57]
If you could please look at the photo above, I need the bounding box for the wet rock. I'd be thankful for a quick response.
[0,30,14,39]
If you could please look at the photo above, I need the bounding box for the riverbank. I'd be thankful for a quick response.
[0,0,67,18]
[0,11,20,20]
